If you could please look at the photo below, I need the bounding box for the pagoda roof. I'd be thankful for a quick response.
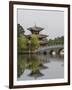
[38,34,48,38]
[25,34,31,38]
[27,25,44,32]
[40,39,48,44]
[25,34,48,38]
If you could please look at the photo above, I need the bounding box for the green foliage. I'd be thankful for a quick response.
[17,55,27,77]
[48,36,64,46]
[28,55,40,71]
[30,34,40,50]
[18,35,28,50]
[17,24,28,52]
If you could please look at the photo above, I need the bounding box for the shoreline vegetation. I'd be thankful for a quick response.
[17,24,64,55]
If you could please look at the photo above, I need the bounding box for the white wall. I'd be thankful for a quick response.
[0,0,72,90]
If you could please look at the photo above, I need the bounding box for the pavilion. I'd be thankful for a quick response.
[26,24,48,47]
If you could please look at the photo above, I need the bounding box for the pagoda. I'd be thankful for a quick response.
[26,24,48,47]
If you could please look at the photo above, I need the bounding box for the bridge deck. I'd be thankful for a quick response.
[36,45,64,52]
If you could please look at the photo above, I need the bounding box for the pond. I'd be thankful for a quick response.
[17,54,64,81]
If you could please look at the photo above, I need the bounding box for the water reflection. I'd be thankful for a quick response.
[17,54,64,80]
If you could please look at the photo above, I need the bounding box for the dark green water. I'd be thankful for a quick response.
[17,54,64,80]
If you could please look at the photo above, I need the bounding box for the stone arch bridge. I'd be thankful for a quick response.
[36,45,64,55]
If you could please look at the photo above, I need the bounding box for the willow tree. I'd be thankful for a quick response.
[18,35,28,50]
[17,24,28,52]
[30,34,40,51]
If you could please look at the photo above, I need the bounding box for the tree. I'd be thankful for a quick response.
[18,35,28,51]
[17,24,29,52]
[17,24,25,37]
[30,34,40,51]
[48,36,64,46]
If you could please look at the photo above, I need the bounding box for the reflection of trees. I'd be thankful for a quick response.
[17,53,64,79]
[49,54,64,60]
[17,54,49,79]
[27,55,43,79]
[28,70,44,79]
[17,55,28,78]
[27,54,48,70]
[27,54,48,79]
[37,54,50,64]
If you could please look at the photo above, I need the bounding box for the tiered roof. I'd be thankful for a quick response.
[38,34,48,39]
[26,25,48,46]
[27,24,44,32]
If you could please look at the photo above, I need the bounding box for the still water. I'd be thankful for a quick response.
[17,54,64,81]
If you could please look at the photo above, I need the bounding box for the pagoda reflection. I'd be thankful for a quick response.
[17,54,50,79]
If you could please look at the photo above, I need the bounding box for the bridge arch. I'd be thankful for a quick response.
[57,48,64,55]
[49,50,56,55]
[36,45,64,55]
[43,51,47,55]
